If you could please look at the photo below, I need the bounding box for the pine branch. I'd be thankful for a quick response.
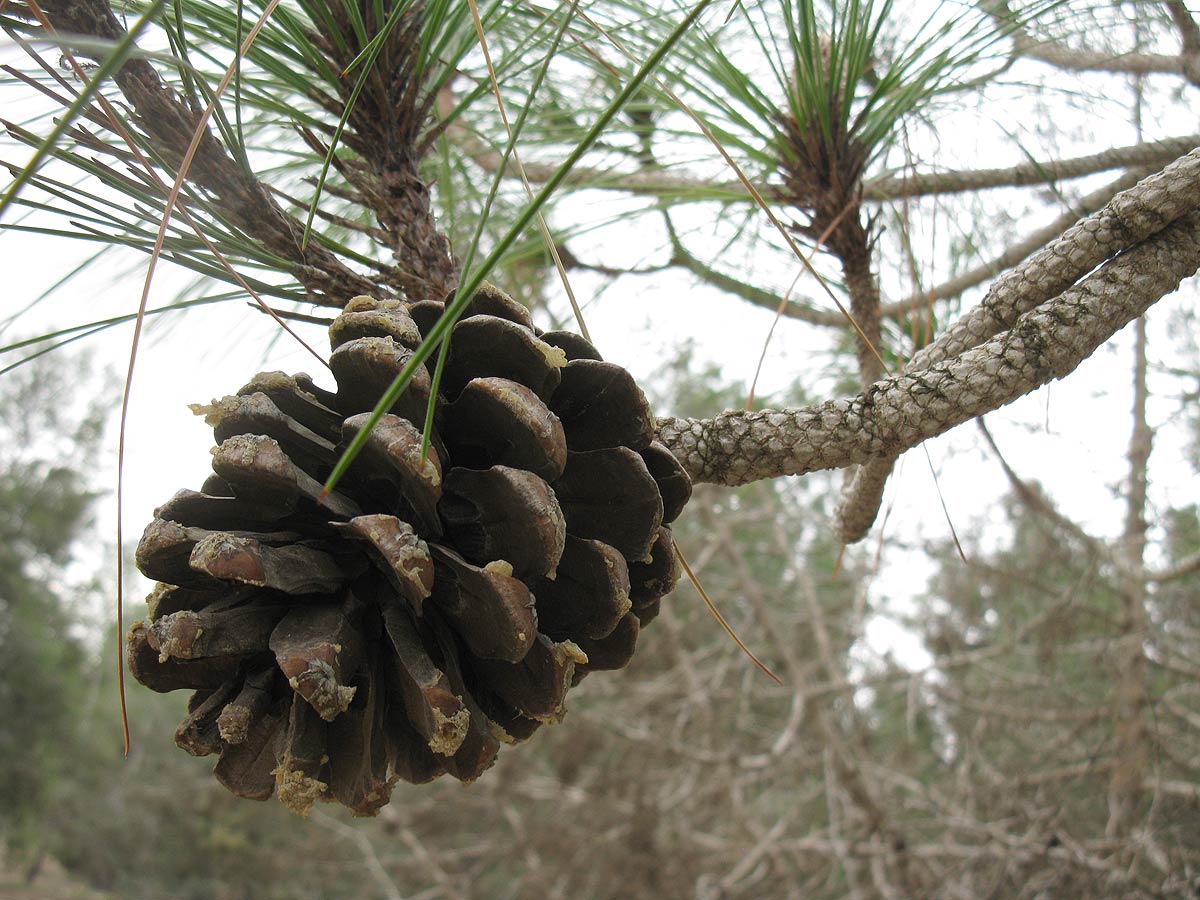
[833,174,1140,537]
[903,168,1147,308]
[660,222,836,326]
[448,93,1197,203]
[656,205,1200,485]
[912,150,1200,373]
[862,135,1200,200]
[975,419,1107,558]
[32,0,380,307]
[829,150,1200,534]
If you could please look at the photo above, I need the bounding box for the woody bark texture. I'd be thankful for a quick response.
[35,0,380,307]
[656,206,1200,485]
[304,3,458,301]
[823,148,1200,537]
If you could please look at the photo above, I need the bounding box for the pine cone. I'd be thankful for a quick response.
[129,285,691,816]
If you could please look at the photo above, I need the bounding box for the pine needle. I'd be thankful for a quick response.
[102,0,285,755]
[323,0,718,497]
[465,0,591,342]
[576,7,891,378]
[675,542,784,687]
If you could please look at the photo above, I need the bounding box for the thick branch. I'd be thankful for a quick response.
[830,152,1200,537]
[656,210,1200,485]
[904,169,1146,309]
[1167,0,1200,60]
[912,148,1200,371]
[35,0,379,306]
[830,218,888,542]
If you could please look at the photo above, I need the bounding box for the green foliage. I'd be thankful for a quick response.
[0,352,109,853]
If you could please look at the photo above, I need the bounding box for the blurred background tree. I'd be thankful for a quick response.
[2,0,1200,898]
[0,353,106,857]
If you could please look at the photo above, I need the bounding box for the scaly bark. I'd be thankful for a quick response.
[307,3,457,301]
[655,209,1200,484]
[36,0,380,307]
[832,224,889,542]
[827,149,1200,538]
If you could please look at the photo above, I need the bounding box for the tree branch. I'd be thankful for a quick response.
[1008,40,1193,80]
[1166,0,1200,59]
[656,208,1200,484]
[981,0,1200,84]
[829,151,1200,534]
[975,418,1108,560]
[1107,314,1153,837]
[660,218,838,326]
[592,169,1151,341]
[862,136,1199,200]
[901,168,1147,309]
[447,88,1197,205]
[1147,546,1200,583]
[912,149,1200,371]
[34,0,380,307]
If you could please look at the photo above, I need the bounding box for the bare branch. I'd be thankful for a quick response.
[448,75,1197,206]
[832,150,1200,537]
[982,0,1200,84]
[660,215,838,325]
[1166,0,1200,58]
[863,136,1199,200]
[1148,546,1200,583]
[1007,40,1190,79]
[975,418,1108,559]
[656,208,1200,484]
[1106,315,1153,837]
[655,167,1154,340]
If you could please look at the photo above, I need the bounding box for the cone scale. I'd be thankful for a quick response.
[130,285,691,816]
